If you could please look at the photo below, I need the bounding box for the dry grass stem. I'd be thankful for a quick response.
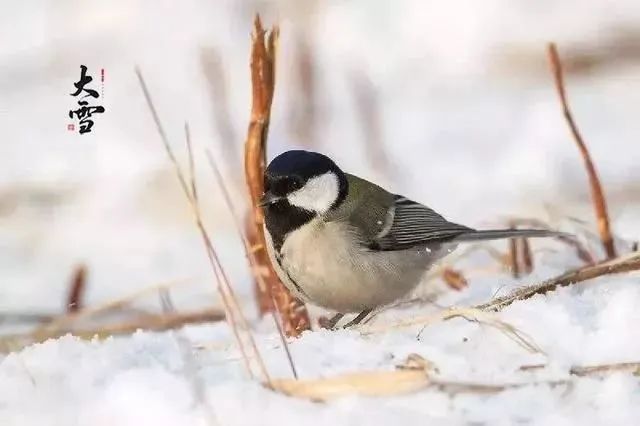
[35,277,195,337]
[509,231,520,278]
[0,307,226,350]
[206,151,299,379]
[547,43,616,259]
[519,361,640,377]
[135,68,269,382]
[364,307,543,354]
[66,264,87,313]
[570,362,640,376]
[244,15,310,336]
[476,250,640,311]
[520,238,534,274]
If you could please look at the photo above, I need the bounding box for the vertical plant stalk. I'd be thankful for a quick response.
[508,223,520,278]
[66,264,87,313]
[547,43,616,259]
[519,238,534,275]
[207,151,299,379]
[136,69,270,383]
[244,15,311,336]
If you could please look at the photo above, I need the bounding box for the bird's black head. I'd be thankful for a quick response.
[261,150,348,251]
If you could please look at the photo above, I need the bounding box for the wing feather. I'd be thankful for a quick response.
[373,195,472,251]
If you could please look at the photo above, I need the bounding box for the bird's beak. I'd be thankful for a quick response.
[258,190,283,207]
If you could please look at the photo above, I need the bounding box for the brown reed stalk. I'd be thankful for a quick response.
[66,264,87,313]
[244,15,310,336]
[135,68,269,383]
[547,43,616,259]
[476,250,640,312]
[570,362,640,376]
[508,235,520,278]
[0,308,226,349]
[519,238,534,275]
[37,277,195,337]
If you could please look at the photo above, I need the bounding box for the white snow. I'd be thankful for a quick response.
[1,0,640,425]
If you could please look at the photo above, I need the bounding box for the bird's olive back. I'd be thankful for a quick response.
[324,173,395,243]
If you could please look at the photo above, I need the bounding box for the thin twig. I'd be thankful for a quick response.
[476,251,640,311]
[363,307,543,354]
[182,119,271,384]
[184,123,198,202]
[547,43,616,259]
[66,264,87,313]
[509,233,520,278]
[520,238,534,274]
[570,362,640,377]
[135,68,267,382]
[35,277,195,337]
[1,308,226,350]
[206,150,299,379]
[520,361,640,377]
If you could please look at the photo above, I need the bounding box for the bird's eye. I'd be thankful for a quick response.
[290,177,302,190]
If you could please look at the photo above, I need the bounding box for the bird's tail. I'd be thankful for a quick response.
[452,228,567,242]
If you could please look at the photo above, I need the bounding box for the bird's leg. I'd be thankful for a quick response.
[323,313,345,329]
[342,309,373,329]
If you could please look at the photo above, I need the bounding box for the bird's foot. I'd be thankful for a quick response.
[342,309,373,329]
[319,313,344,330]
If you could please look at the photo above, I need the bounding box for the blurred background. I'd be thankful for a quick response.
[0,0,639,323]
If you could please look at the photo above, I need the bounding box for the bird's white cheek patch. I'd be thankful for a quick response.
[287,172,339,213]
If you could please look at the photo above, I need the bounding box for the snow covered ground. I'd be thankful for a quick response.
[1,0,639,424]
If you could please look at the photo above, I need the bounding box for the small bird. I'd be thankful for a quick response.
[260,150,561,327]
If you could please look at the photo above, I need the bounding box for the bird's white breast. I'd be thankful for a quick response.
[264,218,440,313]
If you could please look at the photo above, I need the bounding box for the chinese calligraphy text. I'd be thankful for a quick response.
[69,65,105,134]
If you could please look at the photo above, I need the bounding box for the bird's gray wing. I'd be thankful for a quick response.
[369,195,563,251]
[326,175,562,251]
[370,195,473,251]
[324,174,472,251]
